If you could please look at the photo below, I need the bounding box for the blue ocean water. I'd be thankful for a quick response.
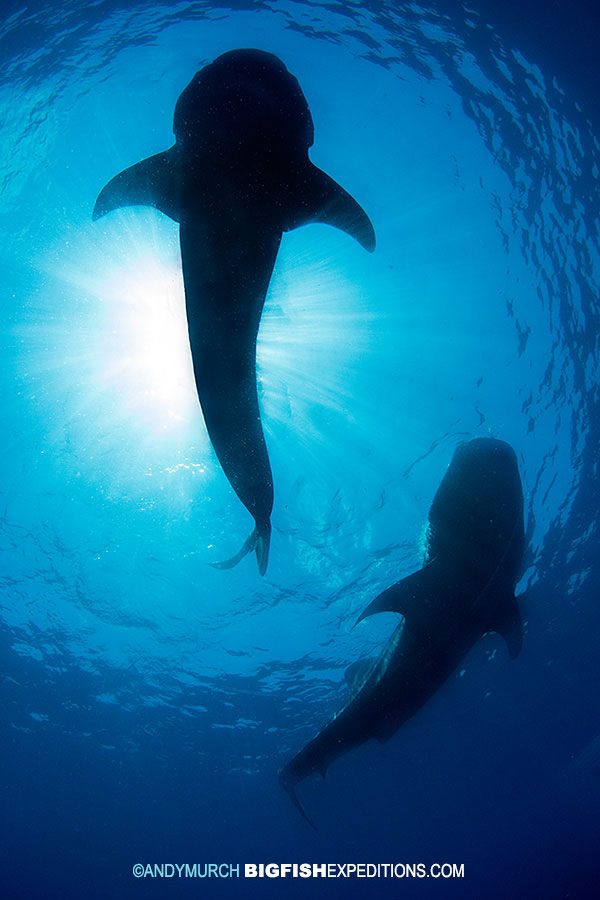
[1,1,599,898]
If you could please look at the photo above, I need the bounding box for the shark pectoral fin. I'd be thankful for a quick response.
[288,163,376,252]
[491,593,523,659]
[210,522,271,575]
[354,560,441,627]
[93,149,179,221]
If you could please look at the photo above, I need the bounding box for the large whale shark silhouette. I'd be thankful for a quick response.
[93,49,375,574]
[280,438,525,825]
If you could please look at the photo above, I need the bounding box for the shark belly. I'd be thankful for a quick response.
[179,217,279,529]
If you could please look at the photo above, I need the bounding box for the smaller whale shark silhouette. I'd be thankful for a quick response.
[280,438,525,826]
[93,49,375,574]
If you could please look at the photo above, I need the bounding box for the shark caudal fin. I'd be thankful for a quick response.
[279,767,317,830]
[210,521,271,575]
[92,149,180,222]
[286,162,376,252]
[254,522,271,576]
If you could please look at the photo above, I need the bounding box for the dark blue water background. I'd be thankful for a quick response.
[1,1,599,898]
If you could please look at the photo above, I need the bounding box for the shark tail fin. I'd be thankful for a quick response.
[287,162,376,252]
[254,520,271,576]
[210,520,271,576]
[279,767,317,830]
[92,149,179,222]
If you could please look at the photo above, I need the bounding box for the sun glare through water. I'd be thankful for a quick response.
[98,252,197,432]
[51,215,377,454]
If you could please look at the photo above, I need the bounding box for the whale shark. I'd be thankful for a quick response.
[280,437,525,825]
[93,48,375,574]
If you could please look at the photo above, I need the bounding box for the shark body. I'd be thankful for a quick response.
[280,438,525,824]
[93,49,375,573]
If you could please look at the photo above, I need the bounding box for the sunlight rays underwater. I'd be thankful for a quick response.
[2,1,597,697]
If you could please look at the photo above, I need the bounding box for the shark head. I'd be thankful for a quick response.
[172,49,314,166]
[426,437,524,579]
